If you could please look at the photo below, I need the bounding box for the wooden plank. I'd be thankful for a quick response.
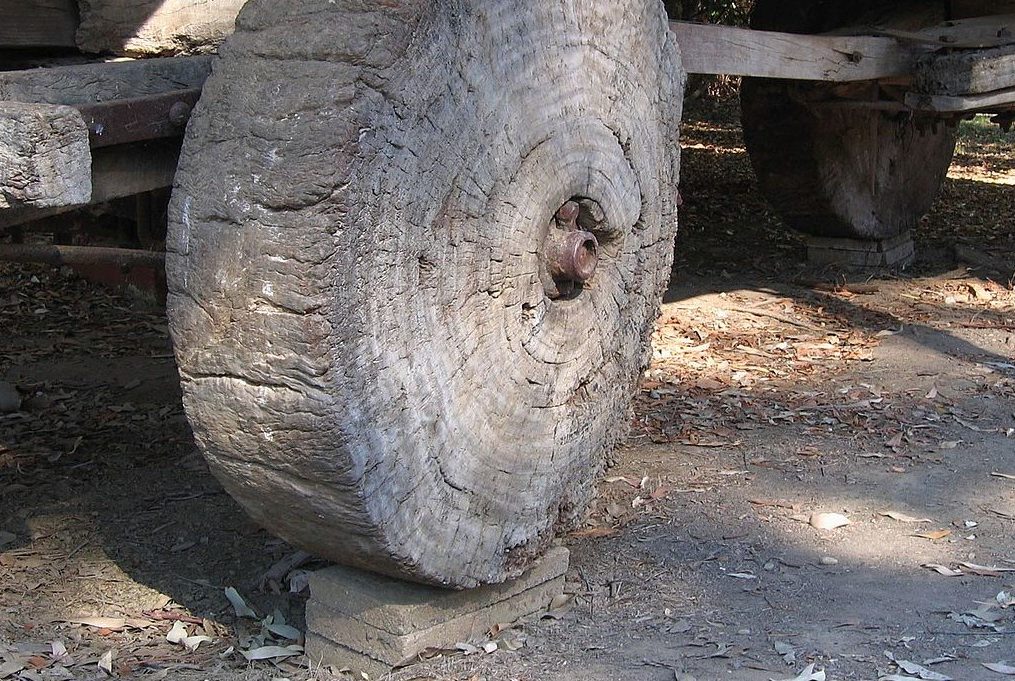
[0,102,90,211]
[857,13,1015,49]
[76,0,247,56]
[0,0,78,49]
[670,22,918,82]
[0,56,211,106]
[0,139,181,228]
[916,45,1015,95]
[906,86,1015,112]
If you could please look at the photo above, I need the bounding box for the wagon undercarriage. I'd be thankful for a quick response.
[2,0,1014,589]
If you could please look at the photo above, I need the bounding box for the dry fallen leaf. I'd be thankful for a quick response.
[97,650,113,676]
[60,617,127,631]
[960,562,1015,577]
[570,527,619,539]
[923,563,964,577]
[810,513,850,530]
[913,529,952,541]
[885,651,953,680]
[166,620,188,644]
[879,511,932,523]
[770,663,825,681]
[983,661,1015,675]
[240,645,303,661]
[224,587,257,619]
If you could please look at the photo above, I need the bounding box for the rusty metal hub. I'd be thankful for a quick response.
[542,200,600,298]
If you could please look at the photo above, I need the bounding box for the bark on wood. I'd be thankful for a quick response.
[916,45,1015,96]
[0,57,211,107]
[672,22,916,81]
[741,0,956,241]
[76,0,245,56]
[0,103,90,211]
[0,0,78,48]
[166,0,685,587]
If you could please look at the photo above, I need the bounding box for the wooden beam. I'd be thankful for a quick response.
[0,0,78,49]
[916,45,1015,95]
[670,22,918,82]
[76,0,246,56]
[0,102,90,211]
[906,86,1015,112]
[853,13,1015,49]
[0,139,181,229]
[0,56,211,106]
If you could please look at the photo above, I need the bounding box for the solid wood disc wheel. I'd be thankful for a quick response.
[166,0,684,587]
[740,0,957,241]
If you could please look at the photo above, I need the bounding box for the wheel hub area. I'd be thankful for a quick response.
[542,199,602,299]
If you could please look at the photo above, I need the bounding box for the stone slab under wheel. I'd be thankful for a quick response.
[305,547,569,678]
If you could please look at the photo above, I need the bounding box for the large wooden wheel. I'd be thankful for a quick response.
[166,0,684,587]
[740,0,957,241]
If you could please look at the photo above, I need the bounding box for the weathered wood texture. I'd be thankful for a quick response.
[76,0,245,56]
[0,57,211,106]
[916,45,1015,96]
[907,86,1015,112]
[0,0,78,49]
[167,0,684,587]
[673,22,915,81]
[860,13,1015,49]
[0,140,180,229]
[0,103,90,211]
[742,0,956,241]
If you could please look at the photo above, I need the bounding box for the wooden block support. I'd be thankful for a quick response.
[76,0,247,56]
[0,0,78,49]
[915,44,1015,96]
[806,231,915,271]
[305,547,569,679]
[0,102,90,211]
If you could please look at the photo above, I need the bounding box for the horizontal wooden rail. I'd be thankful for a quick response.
[671,21,920,82]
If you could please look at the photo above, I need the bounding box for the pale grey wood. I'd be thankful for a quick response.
[0,0,78,48]
[672,22,916,81]
[852,13,1015,49]
[0,57,211,106]
[0,140,180,228]
[166,0,685,588]
[76,0,246,56]
[0,102,90,211]
[906,86,1015,112]
[916,45,1015,96]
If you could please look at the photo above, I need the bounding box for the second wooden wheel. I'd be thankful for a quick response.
[740,0,957,241]
[166,0,684,587]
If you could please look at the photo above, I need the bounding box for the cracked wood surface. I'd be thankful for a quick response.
[0,103,90,211]
[166,0,685,587]
[76,0,246,56]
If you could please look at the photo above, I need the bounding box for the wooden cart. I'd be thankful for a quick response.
[2,0,1013,588]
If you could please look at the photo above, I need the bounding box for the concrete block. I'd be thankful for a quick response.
[305,547,569,678]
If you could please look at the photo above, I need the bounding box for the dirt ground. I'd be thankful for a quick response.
[2,103,1014,681]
